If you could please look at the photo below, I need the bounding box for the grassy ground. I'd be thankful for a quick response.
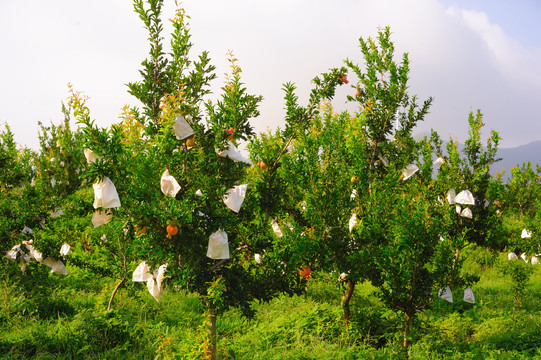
[1,248,540,359]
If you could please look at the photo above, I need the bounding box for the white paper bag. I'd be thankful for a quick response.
[92,209,113,227]
[50,208,64,218]
[42,258,68,275]
[31,248,43,262]
[5,244,21,260]
[207,229,230,259]
[154,264,167,289]
[455,190,475,205]
[460,207,473,219]
[21,253,31,263]
[463,286,475,304]
[60,243,70,257]
[349,213,357,233]
[52,260,67,275]
[160,169,181,197]
[93,177,121,209]
[22,226,34,236]
[146,264,167,302]
[508,252,518,260]
[172,115,194,140]
[145,278,161,302]
[447,189,456,205]
[438,286,453,303]
[132,261,167,302]
[25,244,43,262]
[401,164,419,180]
[84,149,98,164]
[132,261,153,282]
[215,141,250,163]
[223,184,247,213]
[271,220,283,237]
[521,229,532,238]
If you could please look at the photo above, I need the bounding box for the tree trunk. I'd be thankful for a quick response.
[208,307,217,360]
[341,279,356,328]
[107,277,126,311]
[403,313,411,360]
[450,248,461,284]
[452,248,460,271]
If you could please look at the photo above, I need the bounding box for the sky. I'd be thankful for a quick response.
[0,0,540,150]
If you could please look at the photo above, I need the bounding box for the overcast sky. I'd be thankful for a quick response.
[0,0,540,150]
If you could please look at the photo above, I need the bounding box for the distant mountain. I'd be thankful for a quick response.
[427,139,541,181]
[403,133,539,181]
[493,141,541,180]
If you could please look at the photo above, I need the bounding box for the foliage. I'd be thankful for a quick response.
[500,162,541,256]
[0,124,59,316]
[1,256,540,359]
[498,259,534,320]
[2,2,541,359]
[64,1,307,358]
[0,124,41,245]
[430,110,504,253]
[248,27,467,357]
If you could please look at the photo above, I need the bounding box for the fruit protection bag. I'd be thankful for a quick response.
[93,177,121,209]
[92,209,113,227]
[216,141,250,163]
[132,261,167,302]
[59,243,70,257]
[42,258,68,275]
[271,219,283,238]
[460,207,472,219]
[455,190,475,205]
[172,115,194,140]
[207,229,230,259]
[349,213,357,233]
[401,164,419,180]
[463,286,475,304]
[438,286,453,303]
[223,184,247,213]
[521,229,532,238]
[508,252,518,260]
[84,149,98,164]
[160,169,181,197]
[446,188,456,204]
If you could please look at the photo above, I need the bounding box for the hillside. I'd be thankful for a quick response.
[494,141,541,179]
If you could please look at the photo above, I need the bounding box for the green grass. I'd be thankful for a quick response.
[1,251,541,359]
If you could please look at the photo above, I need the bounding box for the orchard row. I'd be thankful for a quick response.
[1,1,539,358]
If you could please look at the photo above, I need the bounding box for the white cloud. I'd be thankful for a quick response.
[0,0,539,149]
[446,6,541,96]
